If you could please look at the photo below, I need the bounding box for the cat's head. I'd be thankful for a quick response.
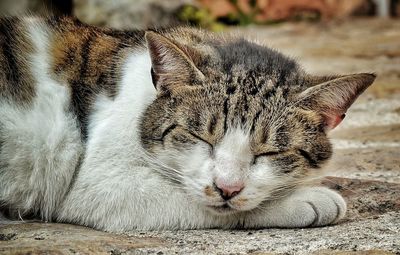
[140,29,375,215]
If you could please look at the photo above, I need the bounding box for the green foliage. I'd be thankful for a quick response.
[177,1,264,30]
[227,0,260,26]
[178,5,225,31]
[177,1,321,30]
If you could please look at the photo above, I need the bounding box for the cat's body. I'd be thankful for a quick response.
[0,16,375,231]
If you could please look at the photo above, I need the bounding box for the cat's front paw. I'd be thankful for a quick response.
[285,186,346,227]
[244,187,346,229]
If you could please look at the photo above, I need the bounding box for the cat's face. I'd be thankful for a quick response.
[140,30,375,214]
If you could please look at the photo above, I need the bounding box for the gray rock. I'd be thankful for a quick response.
[73,0,195,29]
[0,0,71,16]
[0,222,165,254]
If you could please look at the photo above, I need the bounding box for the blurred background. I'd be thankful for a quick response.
[0,0,399,29]
[0,0,399,182]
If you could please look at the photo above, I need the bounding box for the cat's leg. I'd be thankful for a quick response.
[56,163,233,231]
[0,101,83,221]
[243,186,346,228]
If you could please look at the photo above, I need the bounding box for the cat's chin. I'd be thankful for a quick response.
[206,204,237,215]
[205,203,248,215]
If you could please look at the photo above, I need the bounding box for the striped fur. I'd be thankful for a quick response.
[0,16,375,231]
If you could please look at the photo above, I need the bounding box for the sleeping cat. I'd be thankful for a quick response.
[0,16,375,231]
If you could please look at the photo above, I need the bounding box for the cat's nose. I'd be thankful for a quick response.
[214,181,244,200]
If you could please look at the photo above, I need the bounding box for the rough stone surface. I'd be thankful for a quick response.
[1,212,399,254]
[1,19,399,254]
[129,213,399,254]
[322,177,400,220]
[0,223,164,254]
[327,147,400,183]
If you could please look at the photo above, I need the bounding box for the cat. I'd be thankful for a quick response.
[0,16,375,231]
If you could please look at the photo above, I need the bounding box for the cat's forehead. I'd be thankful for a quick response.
[206,38,302,81]
[176,79,299,138]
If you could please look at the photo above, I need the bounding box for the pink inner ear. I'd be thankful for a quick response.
[326,114,346,130]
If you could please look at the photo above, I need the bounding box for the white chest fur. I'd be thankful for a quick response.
[56,51,220,231]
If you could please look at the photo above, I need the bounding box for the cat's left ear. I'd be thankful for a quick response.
[297,73,376,131]
[145,31,205,93]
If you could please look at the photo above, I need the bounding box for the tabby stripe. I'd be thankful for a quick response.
[207,115,218,135]
[298,149,319,168]
[226,84,236,94]
[0,20,21,87]
[54,46,76,74]
[240,95,249,125]
[277,61,297,86]
[250,109,261,133]
[0,18,35,104]
[70,80,93,140]
[263,88,276,100]
[79,33,96,80]
[223,98,229,133]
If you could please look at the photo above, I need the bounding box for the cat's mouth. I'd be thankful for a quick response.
[207,203,237,214]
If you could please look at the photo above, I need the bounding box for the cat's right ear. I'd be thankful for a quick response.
[145,31,205,93]
[297,73,376,131]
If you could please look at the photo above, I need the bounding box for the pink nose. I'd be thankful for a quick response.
[214,181,245,200]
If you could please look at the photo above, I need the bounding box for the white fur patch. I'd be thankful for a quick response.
[214,127,252,185]
[88,51,155,132]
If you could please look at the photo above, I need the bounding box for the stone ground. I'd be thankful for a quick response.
[1,18,399,254]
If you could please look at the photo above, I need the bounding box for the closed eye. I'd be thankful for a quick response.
[161,124,213,150]
[256,151,280,157]
[161,124,178,140]
[184,129,215,154]
[185,130,213,148]
[252,151,281,164]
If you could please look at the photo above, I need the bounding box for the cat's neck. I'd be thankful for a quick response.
[86,50,156,157]
[118,50,156,104]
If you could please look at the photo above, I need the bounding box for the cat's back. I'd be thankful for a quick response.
[0,16,83,105]
[0,16,37,104]
[0,16,86,220]
[0,15,152,221]
[0,16,144,107]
